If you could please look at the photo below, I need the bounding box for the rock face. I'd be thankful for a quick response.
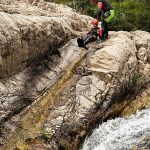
[0,1,150,150]
[0,30,150,150]
[0,0,90,78]
[133,31,150,82]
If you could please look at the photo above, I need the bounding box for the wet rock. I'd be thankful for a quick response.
[121,84,150,117]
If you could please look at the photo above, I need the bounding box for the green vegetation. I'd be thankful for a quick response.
[49,0,150,32]
[111,0,150,31]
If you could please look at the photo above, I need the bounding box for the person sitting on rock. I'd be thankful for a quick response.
[77,19,103,47]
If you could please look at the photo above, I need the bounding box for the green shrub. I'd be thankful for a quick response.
[50,0,150,32]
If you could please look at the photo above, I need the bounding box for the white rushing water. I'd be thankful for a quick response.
[81,108,150,150]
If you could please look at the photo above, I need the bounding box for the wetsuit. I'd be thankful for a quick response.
[77,27,102,47]
[96,0,114,39]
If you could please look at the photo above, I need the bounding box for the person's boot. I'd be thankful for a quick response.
[77,38,88,49]
[77,38,85,47]
[101,33,108,42]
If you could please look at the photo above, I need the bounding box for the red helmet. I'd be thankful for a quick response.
[91,19,98,27]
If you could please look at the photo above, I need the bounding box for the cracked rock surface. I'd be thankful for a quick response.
[0,0,91,78]
[0,30,150,150]
[0,1,150,150]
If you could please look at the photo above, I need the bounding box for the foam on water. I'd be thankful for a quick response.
[81,109,150,150]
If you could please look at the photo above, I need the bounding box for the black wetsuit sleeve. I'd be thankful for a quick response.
[97,9,102,20]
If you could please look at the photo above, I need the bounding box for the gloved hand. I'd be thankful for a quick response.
[98,21,102,28]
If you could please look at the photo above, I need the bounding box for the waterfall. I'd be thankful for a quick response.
[81,108,150,150]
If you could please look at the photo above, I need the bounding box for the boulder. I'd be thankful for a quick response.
[0,31,150,150]
[0,0,91,78]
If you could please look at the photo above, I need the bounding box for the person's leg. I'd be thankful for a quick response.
[84,35,97,45]
[77,35,89,47]
[102,21,108,40]
[103,10,115,40]
[83,34,88,40]
[77,34,97,47]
